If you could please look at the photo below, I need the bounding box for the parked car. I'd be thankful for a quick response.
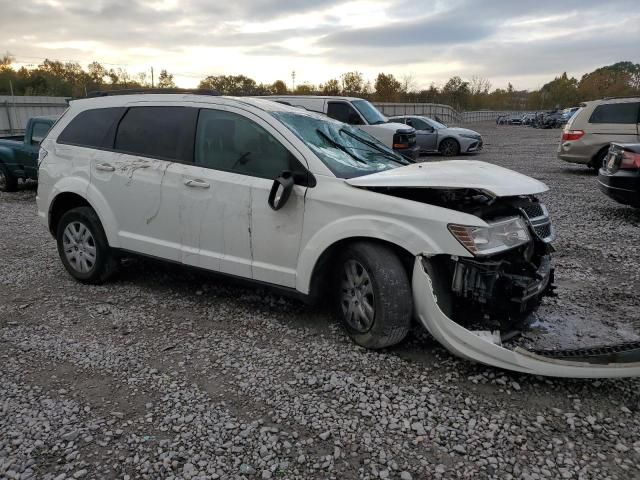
[561,107,580,123]
[508,114,523,125]
[0,115,58,191]
[389,115,482,156]
[521,113,536,125]
[43,91,631,378]
[598,143,640,207]
[262,96,419,160]
[558,97,640,169]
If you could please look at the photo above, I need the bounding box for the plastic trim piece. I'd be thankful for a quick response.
[412,256,640,378]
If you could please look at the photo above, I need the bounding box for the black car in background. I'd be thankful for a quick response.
[598,143,640,208]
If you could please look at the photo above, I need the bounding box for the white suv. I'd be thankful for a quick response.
[37,91,636,377]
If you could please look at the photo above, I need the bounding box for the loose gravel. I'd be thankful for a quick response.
[1,123,639,479]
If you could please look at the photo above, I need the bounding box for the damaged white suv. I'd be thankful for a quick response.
[37,92,640,378]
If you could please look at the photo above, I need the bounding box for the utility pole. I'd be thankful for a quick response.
[151,67,154,88]
[291,70,296,92]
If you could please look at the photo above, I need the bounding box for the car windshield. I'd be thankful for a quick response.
[426,118,447,129]
[272,111,410,179]
[351,100,388,125]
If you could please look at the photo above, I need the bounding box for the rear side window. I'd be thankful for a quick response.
[115,107,197,162]
[589,103,639,124]
[57,107,126,148]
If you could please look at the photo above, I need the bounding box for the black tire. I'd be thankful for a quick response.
[589,148,608,171]
[56,206,117,284]
[439,138,460,157]
[0,162,18,192]
[335,241,412,349]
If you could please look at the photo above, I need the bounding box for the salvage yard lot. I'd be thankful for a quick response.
[1,123,640,479]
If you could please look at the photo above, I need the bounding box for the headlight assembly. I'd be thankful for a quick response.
[448,217,531,256]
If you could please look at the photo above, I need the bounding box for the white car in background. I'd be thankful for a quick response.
[390,115,483,156]
[35,91,640,378]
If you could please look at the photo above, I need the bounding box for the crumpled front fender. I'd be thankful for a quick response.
[412,256,640,378]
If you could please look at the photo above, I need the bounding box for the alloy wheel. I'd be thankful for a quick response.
[340,259,375,333]
[62,221,97,273]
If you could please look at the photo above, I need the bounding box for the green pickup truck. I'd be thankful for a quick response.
[0,115,58,192]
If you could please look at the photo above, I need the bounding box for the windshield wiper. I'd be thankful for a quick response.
[315,129,367,165]
[339,128,412,165]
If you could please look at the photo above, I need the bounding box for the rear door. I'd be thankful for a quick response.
[92,105,197,261]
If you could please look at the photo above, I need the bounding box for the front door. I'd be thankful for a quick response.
[182,106,309,287]
[407,118,437,152]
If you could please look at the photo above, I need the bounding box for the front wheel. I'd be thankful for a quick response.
[439,138,460,157]
[335,242,412,349]
[0,163,18,192]
[56,206,118,284]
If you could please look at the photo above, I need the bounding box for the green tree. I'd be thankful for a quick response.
[340,71,364,96]
[157,69,176,88]
[321,78,341,95]
[293,83,315,94]
[540,72,579,109]
[271,80,288,94]
[374,73,402,101]
[198,75,258,95]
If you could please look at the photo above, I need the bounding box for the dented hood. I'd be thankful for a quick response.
[346,160,548,197]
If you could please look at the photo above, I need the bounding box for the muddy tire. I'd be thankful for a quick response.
[0,162,18,192]
[56,206,118,284]
[335,241,412,349]
[439,138,460,157]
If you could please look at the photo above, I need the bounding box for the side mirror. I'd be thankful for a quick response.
[268,170,295,211]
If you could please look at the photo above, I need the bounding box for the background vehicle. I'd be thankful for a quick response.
[0,115,57,191]
[389,115,483,156]
[598,143,640,207]
[508,114,523,125]
[558,97,640,169]
[263,95,419,159]
[561,107,580,123]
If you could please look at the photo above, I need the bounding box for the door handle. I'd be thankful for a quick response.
[95,163,115,172]
[184,179,210,189]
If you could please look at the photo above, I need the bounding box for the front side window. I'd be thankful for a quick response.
[272,111,410,179]
[327,102,363,125]
[57,107,126,148]
[589,103,639,124]
[351,100,387,125]
[195,109,306,180]
[408,118,431,130]
[31,121,51,146]
[115,107,196,161]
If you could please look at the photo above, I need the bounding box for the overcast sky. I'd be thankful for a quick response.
[2,0,639,91]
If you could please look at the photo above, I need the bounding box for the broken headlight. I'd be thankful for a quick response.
[448,217,530,256]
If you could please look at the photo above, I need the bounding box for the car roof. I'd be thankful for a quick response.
[68,94,304,114]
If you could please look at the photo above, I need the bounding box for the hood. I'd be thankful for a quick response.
[369,122,414,133]
[345,160,548,197]
[446,127,481,137]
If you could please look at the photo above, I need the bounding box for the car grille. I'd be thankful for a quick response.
[520,203,556,243]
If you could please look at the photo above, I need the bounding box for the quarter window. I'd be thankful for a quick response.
[115,107,197,162]
[589,103,640,124]
[195,109,306,181]
[57,107,126,148]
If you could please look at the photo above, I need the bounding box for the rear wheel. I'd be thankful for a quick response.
[0,163,18,192]
[589,148,608,171]
[56,206,117,284]
[439,138,460,157]
[335,242,412,349]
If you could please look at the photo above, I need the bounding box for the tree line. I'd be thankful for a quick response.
[1,53,638,111]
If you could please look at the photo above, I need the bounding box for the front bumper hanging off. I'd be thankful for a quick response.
[412,256,640,378]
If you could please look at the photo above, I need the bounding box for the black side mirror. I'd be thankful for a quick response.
[268,170,295,211]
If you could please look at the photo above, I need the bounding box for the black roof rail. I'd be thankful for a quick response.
[601,95,640,101]
[86,88,221,98]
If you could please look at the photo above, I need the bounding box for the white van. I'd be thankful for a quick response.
[263,96,420,160]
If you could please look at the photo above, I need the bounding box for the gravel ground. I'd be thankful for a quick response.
[1,123,640,480]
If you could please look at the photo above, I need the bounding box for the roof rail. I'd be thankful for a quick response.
[601,95,640,101]
[86,88,221,98]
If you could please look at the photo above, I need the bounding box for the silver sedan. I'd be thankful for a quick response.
[389,115,483,157]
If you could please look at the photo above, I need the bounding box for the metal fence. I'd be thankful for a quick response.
[373,103,532,124]
[0,96,69,135]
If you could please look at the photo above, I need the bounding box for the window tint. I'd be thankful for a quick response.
[31,121,51,145]
[407,118,430,130]
[589,103,640,124]
[195,109,307,181]
[115,107,197,161]
[57,107,126,148]
[327,102,363,125]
